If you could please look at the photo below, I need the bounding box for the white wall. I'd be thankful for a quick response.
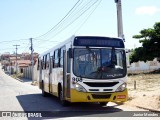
[128,58,160,73]
[23,64,38,81]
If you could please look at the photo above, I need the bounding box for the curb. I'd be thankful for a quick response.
[16,78,23,82]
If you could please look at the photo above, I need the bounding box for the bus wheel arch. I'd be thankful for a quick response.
[58,83,69,106]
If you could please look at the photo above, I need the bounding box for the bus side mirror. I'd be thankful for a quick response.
[69,48,73,58]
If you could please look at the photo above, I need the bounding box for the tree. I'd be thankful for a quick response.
[130,22,160,63]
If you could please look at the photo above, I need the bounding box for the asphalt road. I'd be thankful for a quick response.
[0,66,159,120]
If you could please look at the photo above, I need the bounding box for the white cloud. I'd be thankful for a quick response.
[135,6,160,15]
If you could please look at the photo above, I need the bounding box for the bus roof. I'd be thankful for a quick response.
[39,35,124,57]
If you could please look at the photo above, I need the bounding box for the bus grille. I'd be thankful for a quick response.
[92,94,111,99]
[84,82,119,87]
[103,89,113,91]
[89,89,99,91]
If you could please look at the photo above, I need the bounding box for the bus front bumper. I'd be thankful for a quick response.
[70,88,128,103]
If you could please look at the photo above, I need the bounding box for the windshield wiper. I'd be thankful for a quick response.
[111,47,117,67]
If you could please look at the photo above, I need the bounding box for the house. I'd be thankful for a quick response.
[17,60,32,73]
[2,51,39,74]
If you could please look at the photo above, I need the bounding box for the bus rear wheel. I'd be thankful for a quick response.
[42,81,48,97]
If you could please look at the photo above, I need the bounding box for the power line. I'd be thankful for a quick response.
[41,0,91,39]
[33,38,58,46]
[0,39,28,44]
[45,0,101,41]
[22,43,30,53]
[75,0,102,34]
[33,0,93,41]
[45,0,102,44]
[40,0,94,40]
[0,47,24,50]
[34,0,82,39]
[1,0,102,53]
[0,1,83,53]
[42,0,92,38]
[33,0,101,48]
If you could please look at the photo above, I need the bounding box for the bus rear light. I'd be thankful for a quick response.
[117,95,126,99]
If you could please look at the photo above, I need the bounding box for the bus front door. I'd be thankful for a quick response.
[63,50,71,100]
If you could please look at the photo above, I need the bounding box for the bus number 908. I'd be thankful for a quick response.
[72,77,82,83]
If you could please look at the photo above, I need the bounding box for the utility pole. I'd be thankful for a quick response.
[13,45,20,75]
[115,0,125,41]
[30,38,34,83]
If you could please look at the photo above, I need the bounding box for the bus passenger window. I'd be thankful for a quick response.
[44,55,47,69]
[60,46,65,67]
[41,61,43,70]
[46,54,50,69]
[52,55,54,68]
[42,56,45,70]
[67,51,70,73]
[54,50,59,68]
[52,51,54,68]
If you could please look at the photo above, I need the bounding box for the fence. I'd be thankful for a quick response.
[23,65,38,81]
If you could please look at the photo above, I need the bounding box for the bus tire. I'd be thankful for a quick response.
[59,87,69,106]
[42,81,48,97]
[99,102,108,106]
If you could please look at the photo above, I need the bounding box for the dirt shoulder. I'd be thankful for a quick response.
[125,73,160,111]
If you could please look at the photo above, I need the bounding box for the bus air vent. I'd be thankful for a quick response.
[92,94,111,99]
[83,82,119,87]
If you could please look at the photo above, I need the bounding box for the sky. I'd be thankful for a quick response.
[0,0,160,54]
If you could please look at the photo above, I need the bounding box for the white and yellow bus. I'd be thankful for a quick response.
[37,35,128,106]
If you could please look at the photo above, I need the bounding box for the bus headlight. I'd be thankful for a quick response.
[116,83,127,92]
[75,83,87,92]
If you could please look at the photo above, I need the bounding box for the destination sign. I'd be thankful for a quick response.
[73,36,124,48]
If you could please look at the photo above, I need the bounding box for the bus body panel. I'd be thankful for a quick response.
[51,68,63,95]
[70,88,128,102]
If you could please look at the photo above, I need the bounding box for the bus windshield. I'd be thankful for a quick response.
[73,48,126,79]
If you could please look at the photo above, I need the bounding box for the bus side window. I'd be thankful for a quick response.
[54,50,59,68]
[44,55,47,69]
[42,56,45,70]
[52,52,55,68]
[67,51,70,73]
[46,53,50,69]
[60,46,66,67]
[41,60,43,70]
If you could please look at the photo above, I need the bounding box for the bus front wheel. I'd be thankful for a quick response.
[59,87,69,106]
